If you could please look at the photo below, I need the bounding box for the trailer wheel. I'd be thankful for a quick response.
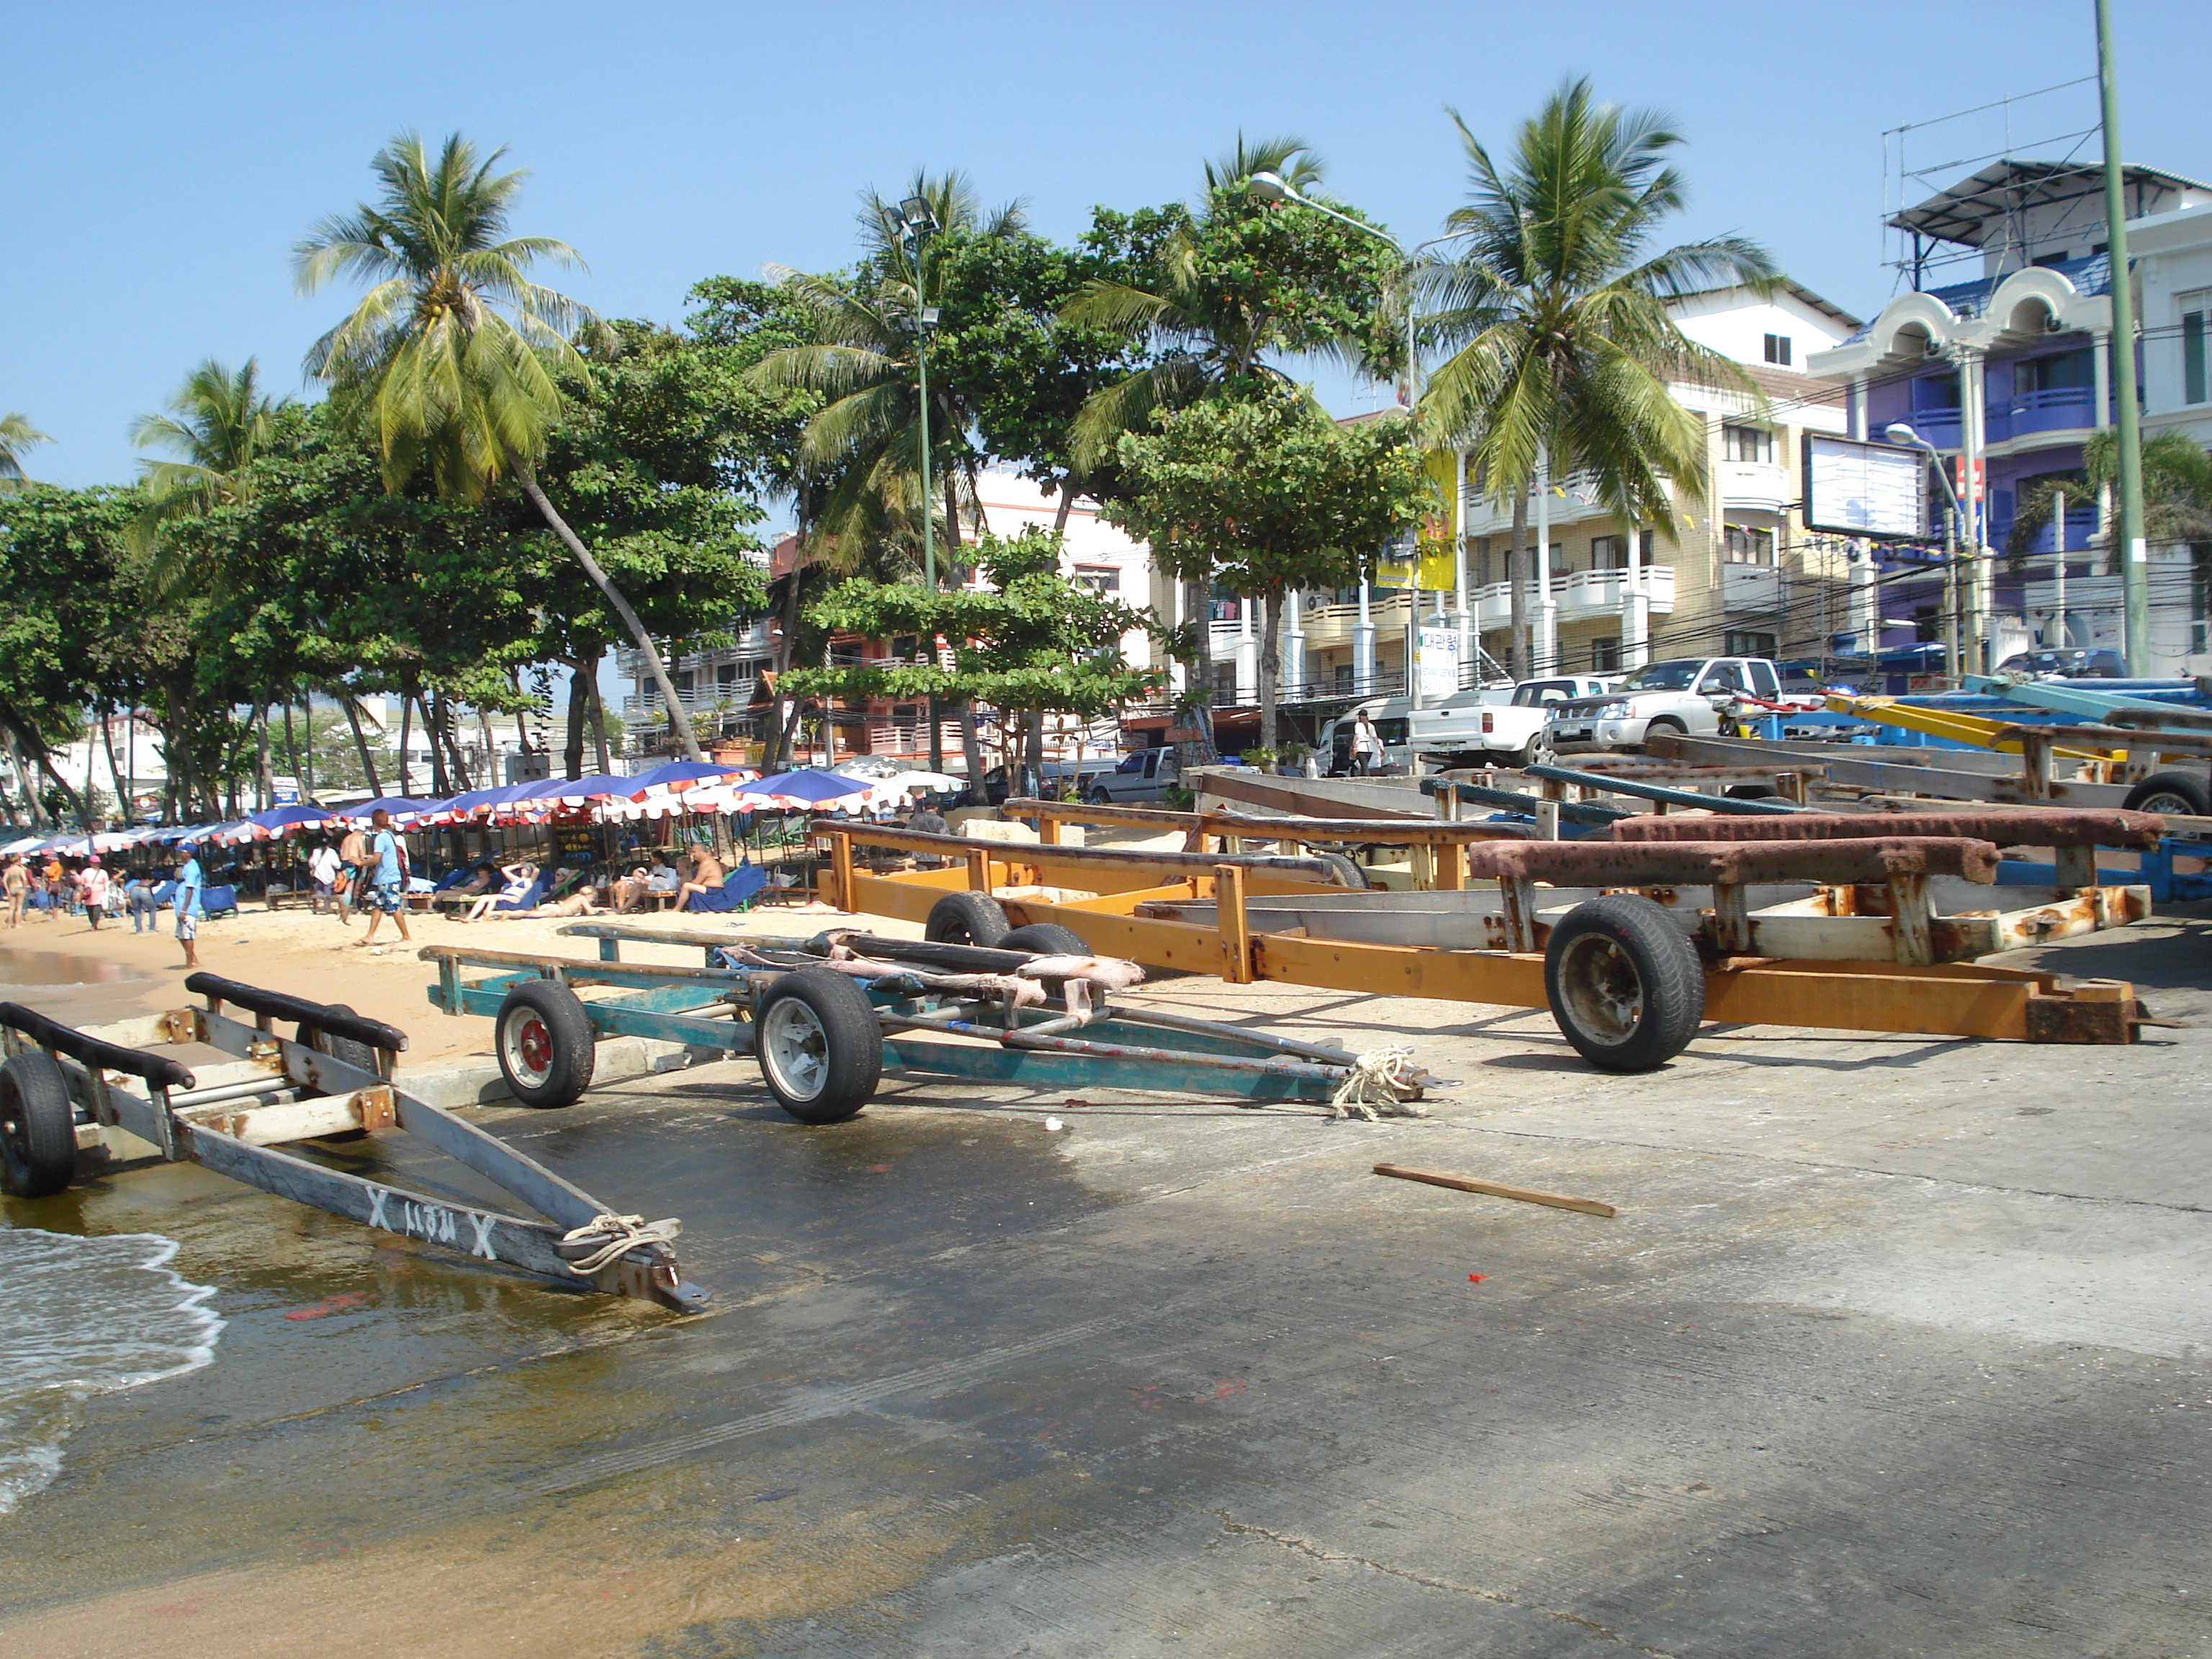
[925,889,1011,947]
[1002,922,1090,955]
[2123,770,2212,817]
[1310,852,1370,890]
[1,1051,77,1198]
[1544,894,1705,1073]
[495,981,597,1109]
[297,1004,380,1138]
[757,968,883,1124]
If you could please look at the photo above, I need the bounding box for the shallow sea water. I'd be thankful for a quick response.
[0,1228,223,1514]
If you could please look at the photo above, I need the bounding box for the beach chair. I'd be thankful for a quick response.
[681,861,766,914]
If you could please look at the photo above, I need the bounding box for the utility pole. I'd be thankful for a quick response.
[2096,0,2150,674]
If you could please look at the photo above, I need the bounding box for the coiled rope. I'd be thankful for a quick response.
[557,1213,683,1275]
[1328,1044,1424,1120]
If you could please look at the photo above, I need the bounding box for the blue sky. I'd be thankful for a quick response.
[6,0,2205,496]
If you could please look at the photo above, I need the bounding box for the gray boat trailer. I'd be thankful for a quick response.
[423,923,1431,1109]
[0,974,704,1312]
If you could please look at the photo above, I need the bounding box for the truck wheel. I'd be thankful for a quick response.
[1516,737,1554,770]
[1088,788,1113,806]
[1544,895,1705,1072]
[757,968,883,1124]
[495,980,597,1109]
[2123,770,2212,817]
[925,890,1011,947]
[1,1051,76,1198]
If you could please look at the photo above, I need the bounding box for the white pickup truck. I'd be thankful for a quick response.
[1543,657,1787,753]
[1082,747,1182,804]
[1465,675,1622,768]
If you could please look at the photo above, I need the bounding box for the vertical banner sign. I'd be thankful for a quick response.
[1418,626,1460,701]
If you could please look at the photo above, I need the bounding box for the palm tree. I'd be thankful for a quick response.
[0,412,50,490]
[295,131,706,760]
[128,359,286,562]
[746,171,1028,781]
[2008,429,2212,566]
[1419,81,1779,678]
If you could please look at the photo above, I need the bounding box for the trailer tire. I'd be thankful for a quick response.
[1001,922,1090,955]
[757,968,882,1124]
[925,889,1011,948]
[1,1051,76,1198]
[1544,894,1705,1073]
[297,1004,380,1137]
[2123,770,2212,817]
[1310,852,1370,890]
[495,981,596,1110]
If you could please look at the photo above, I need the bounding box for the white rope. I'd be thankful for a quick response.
[557,1212,683,1276]
[1328,1044,1425,1120]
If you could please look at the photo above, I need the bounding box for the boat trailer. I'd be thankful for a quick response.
[807,807,2154,1072]
[0,974,703,1312]
[421,922,1432,1120]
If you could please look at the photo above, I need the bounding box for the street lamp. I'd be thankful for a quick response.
[1886,422,1966,683]
[898,197,943,594]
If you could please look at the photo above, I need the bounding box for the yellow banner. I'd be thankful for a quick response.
[1376,452,1461,589]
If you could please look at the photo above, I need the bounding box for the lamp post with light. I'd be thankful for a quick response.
[1886,421,1966,683]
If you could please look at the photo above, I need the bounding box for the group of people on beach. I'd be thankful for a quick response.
[4,840,210,966]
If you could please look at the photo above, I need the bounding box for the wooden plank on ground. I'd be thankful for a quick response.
[1373,1161,1615,1218]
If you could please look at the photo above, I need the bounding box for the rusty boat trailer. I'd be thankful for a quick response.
[806,801,2155,1070]
[0,973,703,1312]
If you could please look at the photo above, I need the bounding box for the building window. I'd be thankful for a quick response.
[2183,292,2209,405]
[891,633,919,661]
[1334,662,1355,693]
[2017,349,2094,395]
[1913,606,1940,644]
[1725,630,1776,657]
[1212,662,1238,696]
[1588,535,1627,570]
[1722,525,1775,565]
[1722,424,1774,464]
[1915,372,1963,411]
[1073,564,1120,593]
[1763,333,1792,366]
[1590,636,1622,671]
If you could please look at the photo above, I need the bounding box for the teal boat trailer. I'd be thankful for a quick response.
[421,922,1431,1123]
[0,974,703,1312]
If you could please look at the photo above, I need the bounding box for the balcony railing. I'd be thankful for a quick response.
[1984,385,2100,443]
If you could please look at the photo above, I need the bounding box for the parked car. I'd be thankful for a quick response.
[1085,747,1182,804]
[1317,685,1533,774]
[1544,657,1786,753]
[1997,648,2126,680]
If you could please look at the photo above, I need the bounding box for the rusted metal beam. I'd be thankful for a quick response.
[1611,809,2165,850]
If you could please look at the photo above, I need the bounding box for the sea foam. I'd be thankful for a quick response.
[0,1228,224,1516]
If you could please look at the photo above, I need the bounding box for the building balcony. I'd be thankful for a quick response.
[1460,468,1614,536]
[1984,385,2100,444]
[1716,460,1791,513]
[1721,563,1783,615]
[1992,502,2100,556]
[1555,566,1676,621]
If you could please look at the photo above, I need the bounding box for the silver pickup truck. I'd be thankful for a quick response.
[1544,657,1784,753]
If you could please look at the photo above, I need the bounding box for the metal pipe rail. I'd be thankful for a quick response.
[1523,762,1812,815]
[1421,778,1630,827]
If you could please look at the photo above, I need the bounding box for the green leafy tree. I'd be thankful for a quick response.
[295,130,711,760]
[0,413,50,491]
[1419,80,1778,677]
[784,529,1160,789]
[1105,390,1434,752]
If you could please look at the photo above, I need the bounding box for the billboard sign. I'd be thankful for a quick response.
[1417,626,1460,702]
[1803,434,1929,540]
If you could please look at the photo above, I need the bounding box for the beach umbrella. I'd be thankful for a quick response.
[246,804,336,837]
[867,770,963,799]
[516,771,634,805]
[730,768,873,811]
[623,760,753,800]
[336,796,453,827]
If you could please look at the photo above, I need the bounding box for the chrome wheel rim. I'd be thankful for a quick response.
[2137,790,2200,816]
[502,1010,554,1085]
[761,998,830,1101]
[1557,934,1644,1045]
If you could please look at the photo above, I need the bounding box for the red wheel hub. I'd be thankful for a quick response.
[517,1015,552,1074]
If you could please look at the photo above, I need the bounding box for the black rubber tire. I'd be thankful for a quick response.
[1,1051,77,1199]
[495,980,597,1109]
[1000,922,1090,956]
[1724,783,1779,801]
[1088,788,1113,806]
[1310,852,1370,890]
[925,889,1012,948]
[1643,716,1686,738]
[297,1002,379,1137]
[756,968,883,1124]
[1543,894,1706,1073]
[2123,770,2212,817]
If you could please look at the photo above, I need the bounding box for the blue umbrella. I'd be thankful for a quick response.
[516,771,634,803]
[246,803,336,835]
[623,760,752,799]
[737,768,874,808]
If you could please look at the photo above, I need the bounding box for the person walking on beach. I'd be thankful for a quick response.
[356,809,413,946]
[307,838,342,915]
[76,855,109,931]
[334,823,367,924]
[174,842,205,970]
[2,855,27,928]
[42,853,66,919]
[125,871,157,932]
